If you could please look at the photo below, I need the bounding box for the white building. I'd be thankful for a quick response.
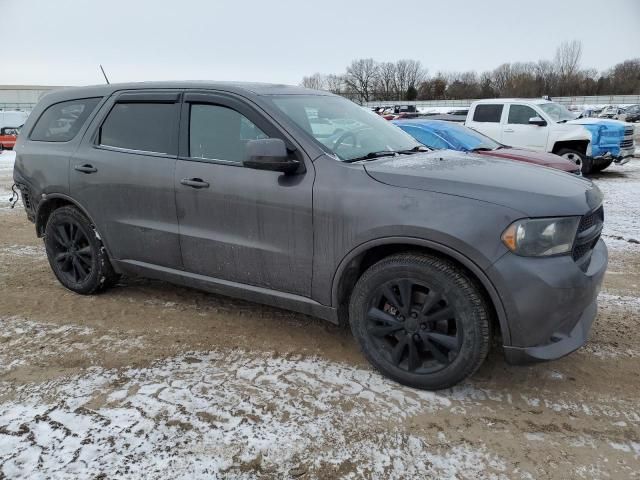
[0,85,66,110]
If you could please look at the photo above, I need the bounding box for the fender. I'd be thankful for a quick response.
[330,236,511,344]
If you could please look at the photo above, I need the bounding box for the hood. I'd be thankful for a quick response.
[568,117,627,127]
[363,150,602,217]
[476,148,579,173]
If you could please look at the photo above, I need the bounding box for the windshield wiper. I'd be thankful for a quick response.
[396,146,430,154]
[469,147,494,152]
[344,151,399,163]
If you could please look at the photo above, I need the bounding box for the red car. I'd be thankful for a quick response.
[0,127,20,150]
[393,119,581,175]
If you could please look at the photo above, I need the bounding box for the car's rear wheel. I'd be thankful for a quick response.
[349,253,490,390]
[44,206,119,294]
[557,148,592,175]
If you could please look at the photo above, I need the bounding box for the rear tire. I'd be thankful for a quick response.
[348,253,490,390]
[44,206,120,294]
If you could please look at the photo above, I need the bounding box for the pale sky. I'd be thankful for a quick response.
[3,0,639,86]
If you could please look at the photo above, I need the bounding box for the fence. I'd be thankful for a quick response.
[364,95,640,108]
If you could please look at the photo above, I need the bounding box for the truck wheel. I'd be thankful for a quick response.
[349,253,490,390]
[557,148,592,175]
[44,206,120,295]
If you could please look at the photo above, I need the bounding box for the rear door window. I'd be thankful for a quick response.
[472,104,503,123]
[99,103,178,155]
[30,98,101,142]
[507,105,539,125]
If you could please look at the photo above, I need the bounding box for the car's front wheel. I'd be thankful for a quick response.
[349,253,491,390]
[557,148,592,175]
[44,206,119,294]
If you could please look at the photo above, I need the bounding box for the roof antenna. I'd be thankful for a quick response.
[99,64,110,84]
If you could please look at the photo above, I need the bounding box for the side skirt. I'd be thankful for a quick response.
[113,259,339,324]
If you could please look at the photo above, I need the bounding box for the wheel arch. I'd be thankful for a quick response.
[552,140,589,155]
[35,193,115,261]
[331,237,511,344]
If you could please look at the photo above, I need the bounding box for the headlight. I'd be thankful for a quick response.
[586,142,592,156]
[501,217,580,256]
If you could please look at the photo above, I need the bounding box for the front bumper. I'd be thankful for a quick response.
[487,239,608,364]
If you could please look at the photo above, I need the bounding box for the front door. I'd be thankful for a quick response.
[501,104,549,151]
[175,93,314,297]
[70,91,183,269]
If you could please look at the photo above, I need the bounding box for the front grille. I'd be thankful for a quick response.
[621,138,633,148]
[572,206,604,269]
[624,127,634,137]
[577,206,604,233]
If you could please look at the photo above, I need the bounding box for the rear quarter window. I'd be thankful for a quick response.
[472,104,503,123]
[30,97,102,142]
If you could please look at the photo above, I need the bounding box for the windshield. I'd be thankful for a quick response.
[539,102,577,122]
[268,95,421,161]
[421,122,501,151]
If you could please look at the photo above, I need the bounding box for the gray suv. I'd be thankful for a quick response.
[13,82,608,390]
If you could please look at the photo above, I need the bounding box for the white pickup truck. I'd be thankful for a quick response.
[465,98,635,174]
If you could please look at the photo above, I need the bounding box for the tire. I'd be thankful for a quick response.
[44,206,120,294]
[349,253,490,390]
[592,158,613,173]
[557,148,592,175]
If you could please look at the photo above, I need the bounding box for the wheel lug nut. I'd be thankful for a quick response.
[410,312,417,319]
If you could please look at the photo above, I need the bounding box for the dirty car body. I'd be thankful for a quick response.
[13,82,608,389]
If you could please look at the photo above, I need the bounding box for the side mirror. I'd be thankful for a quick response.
[243,138,300,174]
[528,116,547,126]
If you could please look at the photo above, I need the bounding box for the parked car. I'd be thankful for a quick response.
[14,82,607,390]
[0,126,20,150]
[393,119,582,175]
[620,104,640,123]
[466,99,634,174]
[598,105,625,119]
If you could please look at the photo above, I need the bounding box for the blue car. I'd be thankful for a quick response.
[392,119,581,174]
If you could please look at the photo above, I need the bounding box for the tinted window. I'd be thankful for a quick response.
[30,98,101,142]
[472,104,503,123]
[99,103,177,154]
[508,105,538,125]
[189,104,268,162]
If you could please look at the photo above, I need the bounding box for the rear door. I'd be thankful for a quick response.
[70,90,183,269]
[174,92,314,296]
[467,103,504,142]
[502,104,549,151]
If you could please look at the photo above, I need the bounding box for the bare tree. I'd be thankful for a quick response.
[324,74,345,95]
[344,58,379,103]
[300,73,326,90]
[376,62,397,100]
[394,59,427,100]
[554,40,582,95]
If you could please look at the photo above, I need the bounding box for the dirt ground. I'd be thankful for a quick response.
[1,151,639,479]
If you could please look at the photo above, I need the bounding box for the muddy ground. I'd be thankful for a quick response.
[0,151,639,479]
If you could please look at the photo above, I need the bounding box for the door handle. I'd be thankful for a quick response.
[180,178,210,189]
[74,164,98,174]
[503,128,515,133]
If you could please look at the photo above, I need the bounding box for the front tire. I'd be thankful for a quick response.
[44,206,119,294]
[557,148,592,175]
[349,253,490,390]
